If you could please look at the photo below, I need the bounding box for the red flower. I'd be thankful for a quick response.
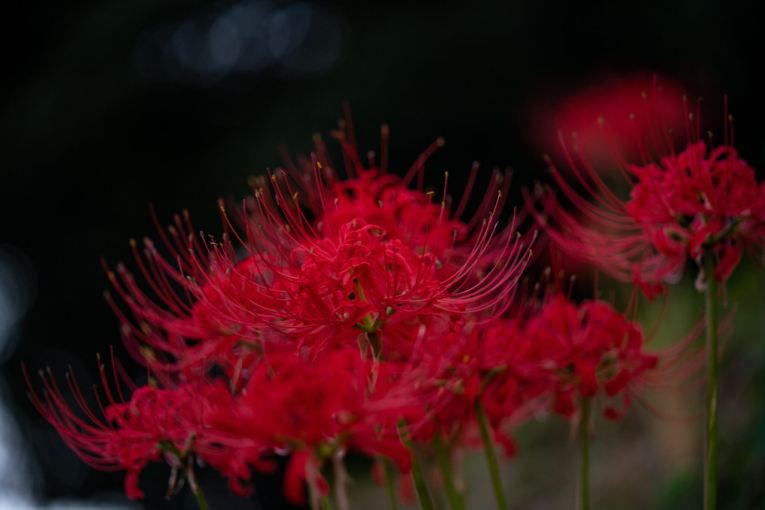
[208,348,417,505]
[23,358,233,499]
[27,107,537,505]
[532,85,765,297]
[277,114,522,268]
[107,187,530,367]
[525,74,686,167]
[521,295,659,419]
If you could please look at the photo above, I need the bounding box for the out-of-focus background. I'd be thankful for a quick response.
[2,0,764,508]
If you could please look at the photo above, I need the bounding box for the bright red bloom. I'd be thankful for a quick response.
[22,360,243,499]
[107,181,530,368]
[521,295,659,419]
[415,291,659,457]
[208,348,417,505]
[526,74,686,167]
[401,316,548,457]
[533,86,765,298]
[275,111,528,273]
[28,108,536,505]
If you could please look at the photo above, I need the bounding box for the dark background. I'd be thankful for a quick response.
[2,1,764,509]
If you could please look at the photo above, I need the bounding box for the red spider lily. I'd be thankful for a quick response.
[105,176,531,369]
[401,317,546,457]
[207,348,418,505]
[21,356,258,500]
[27,108,538,506]
[275,107,529,270]
[531,83,765,298]
[525,74,686,167]
[97,108,533,376]
[519,294,659,420]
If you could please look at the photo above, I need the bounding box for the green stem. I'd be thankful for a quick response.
[398,419,435,510]
[704,248,718,510]
[377,456,400,510]
[192,485,211,510]
[580,397,590,510]
[474,401,507,510]
[432,432,466,510]
[320,496,335,510]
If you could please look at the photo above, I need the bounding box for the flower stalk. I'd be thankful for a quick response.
[432,432,466,510]
[333,452,350,510]
[377,456,400,510]
[398,419,435,510]
[704,247,719,510]
[475,400,507,510]
[189,471,211,510]
[579,397,590,510]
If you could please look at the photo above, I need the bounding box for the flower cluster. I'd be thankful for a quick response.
[525,79,764,510]
[533,91,765,298]
[27,106,668,509]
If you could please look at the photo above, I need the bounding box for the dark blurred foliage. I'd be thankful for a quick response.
[1,0,764,508]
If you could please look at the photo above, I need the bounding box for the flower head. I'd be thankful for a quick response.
[532,84,765,298]
[522,295,659,419]
[27,108,535,505]
[22,357,251,499]
[208,348,417,505]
